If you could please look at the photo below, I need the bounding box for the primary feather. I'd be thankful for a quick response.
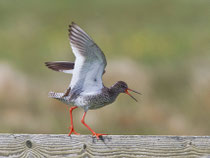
[45,61,74,74]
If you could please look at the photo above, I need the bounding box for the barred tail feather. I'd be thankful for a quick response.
[48,91,64,99]
[48,91,70,104]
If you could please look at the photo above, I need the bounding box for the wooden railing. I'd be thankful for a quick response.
[0,134,210,157]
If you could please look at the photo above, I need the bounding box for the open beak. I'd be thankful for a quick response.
[125,88,141,102]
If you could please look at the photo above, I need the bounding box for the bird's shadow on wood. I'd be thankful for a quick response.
[68,135,113,148]
[91,135,112,149]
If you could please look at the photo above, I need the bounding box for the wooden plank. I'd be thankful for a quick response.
[0,134,210,157]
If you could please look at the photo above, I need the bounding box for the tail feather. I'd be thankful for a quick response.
[48,91,70,103]
[48,91,64,99]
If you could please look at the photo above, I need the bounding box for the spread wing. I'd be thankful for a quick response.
[68,22,107,95]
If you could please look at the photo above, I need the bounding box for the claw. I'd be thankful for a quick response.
[68,126,80,136]
[81,111,108,139]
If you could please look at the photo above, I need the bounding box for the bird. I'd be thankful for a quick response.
[45,22,140,139]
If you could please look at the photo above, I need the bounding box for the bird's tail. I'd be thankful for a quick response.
[49,91,71,104]
[48,91,64,99]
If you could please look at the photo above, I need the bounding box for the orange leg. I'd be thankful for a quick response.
[68,106,80,136]
[81,112,107,139]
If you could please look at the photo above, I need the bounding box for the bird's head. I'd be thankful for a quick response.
[114,81,141,102]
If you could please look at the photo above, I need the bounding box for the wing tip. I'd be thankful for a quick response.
[45,61,60,72]
[68,22,92,41]
[45,61,75,72]
[68,22,76,34]
[68,24,74,39]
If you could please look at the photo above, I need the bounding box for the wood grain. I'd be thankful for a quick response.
[0,134,210,157]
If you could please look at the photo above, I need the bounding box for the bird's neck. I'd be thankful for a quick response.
[108,83,121,97]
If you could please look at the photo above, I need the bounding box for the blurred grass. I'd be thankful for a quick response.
[0,0,210,135]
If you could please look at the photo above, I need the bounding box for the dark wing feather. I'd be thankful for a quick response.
[45,61,74,73]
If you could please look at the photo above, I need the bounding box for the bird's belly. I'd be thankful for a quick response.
[88,102,110,110]
[72,93,114,110]
[72,96,89,108]
[86,95,114,110]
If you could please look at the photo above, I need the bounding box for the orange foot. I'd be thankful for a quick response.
[68,126,80,136]
[92,132,107,139]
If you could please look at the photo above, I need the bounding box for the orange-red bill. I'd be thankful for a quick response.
[127,88,141,95]
[125,89,139,102]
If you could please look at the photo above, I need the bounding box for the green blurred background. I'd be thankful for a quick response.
[0,0,210,135]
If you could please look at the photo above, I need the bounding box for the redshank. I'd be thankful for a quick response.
[45,22,140,139]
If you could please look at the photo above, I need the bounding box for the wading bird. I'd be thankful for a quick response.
[45,22,140,139]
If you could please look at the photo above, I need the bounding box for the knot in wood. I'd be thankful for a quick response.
[26,140,32,148]
[83,144,87,150]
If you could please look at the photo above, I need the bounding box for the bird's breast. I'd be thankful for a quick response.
[71,90,114,110]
